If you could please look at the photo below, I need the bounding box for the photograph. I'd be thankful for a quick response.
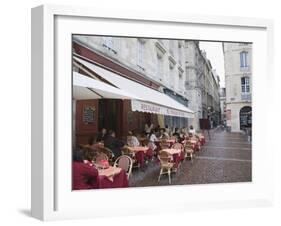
[71,35,252,190]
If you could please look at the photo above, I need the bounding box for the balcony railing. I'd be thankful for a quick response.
[240,65,251,72]
[241,93,251,101]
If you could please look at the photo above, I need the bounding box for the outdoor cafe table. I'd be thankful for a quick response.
[189,139,200,151]
[161,148,184,169]
[128,146,152,168]
[97,166,128,188]
[198,135,206,145]
[155,139,176,149]
[91,142,104,149]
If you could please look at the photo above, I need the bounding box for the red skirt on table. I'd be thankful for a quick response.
[172,151,185,169]
[135,148,153,168]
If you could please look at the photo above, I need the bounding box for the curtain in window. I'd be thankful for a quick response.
[240,51,248,67]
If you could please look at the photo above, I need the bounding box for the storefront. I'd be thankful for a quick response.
[73,57,194,146]
[163,88,189,130]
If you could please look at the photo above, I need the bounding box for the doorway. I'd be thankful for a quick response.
[240,106,252,130]
[98,99,123,138]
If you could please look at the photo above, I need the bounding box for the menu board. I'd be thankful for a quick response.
[83,106,95,124]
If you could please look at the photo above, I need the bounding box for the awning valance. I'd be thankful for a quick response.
[74,57,194,118]
[73,72,140,100]
[131,100,193,118]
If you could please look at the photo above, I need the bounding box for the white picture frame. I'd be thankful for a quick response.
[31,4,274,221]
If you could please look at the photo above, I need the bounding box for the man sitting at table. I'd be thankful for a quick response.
[104,130,125,158]
[127,130,140,147]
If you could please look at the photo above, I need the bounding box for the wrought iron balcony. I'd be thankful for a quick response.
[241,93,251,101]
[240,65,251,72]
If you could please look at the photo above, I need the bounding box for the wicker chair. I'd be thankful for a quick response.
[114,155,133,180]
[158,151,174,184]
[160,141,170,149]
[171,142,184,151]
[121,146,139,168]
[95,152,108,164]
[184,143,195,162]
[98,147,114,164]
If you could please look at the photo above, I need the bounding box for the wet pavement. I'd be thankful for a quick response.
[129,128,252,187]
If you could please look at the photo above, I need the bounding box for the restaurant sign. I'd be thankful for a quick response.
[131,100,193,118]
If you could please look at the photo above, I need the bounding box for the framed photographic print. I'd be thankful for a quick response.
[31,4,274,221]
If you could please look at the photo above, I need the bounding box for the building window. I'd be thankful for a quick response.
[178,46,183,65]
[156,56,164,81]
[102,37,117,54]
[241,77,250,93]
[240,51,249,68]
[169,68,174,88]
[169,40,174,56]
[179,72,184,91]
[137,40,145,70]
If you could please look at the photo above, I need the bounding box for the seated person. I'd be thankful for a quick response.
[179,127,187,140]
[165,125,171,136]
[154,125,161,137]
[144,122,154,135]
[127,130,140,147]
[188,125,196,136]
[87,136,100,150]
[82,147,97,166]
[72,149,99,190]
[96,128,107,142]
[172,127,181,142]
[104,130,125,158]
[158,128,169,140]
[147,130,158,151]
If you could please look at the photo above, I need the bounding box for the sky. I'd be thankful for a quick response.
[199,41,225,88]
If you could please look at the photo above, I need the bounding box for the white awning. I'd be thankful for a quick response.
[73,72,140,100]
[74,57,194,118]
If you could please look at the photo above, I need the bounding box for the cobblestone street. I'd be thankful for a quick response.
[129,129,252,187]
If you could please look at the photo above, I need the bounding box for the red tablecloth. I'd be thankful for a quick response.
[199,137,206,145]
[155,139,176,150]
[98,168,128,189]
[91,143,104,149]
[189,140,200,152]
[128,146,152,168]
[172,150,185,169]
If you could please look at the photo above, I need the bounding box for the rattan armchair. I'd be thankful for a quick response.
[114,155,133,180]
[158,151,174,184]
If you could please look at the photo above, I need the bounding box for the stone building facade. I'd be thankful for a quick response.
[73,36,220,135]
[223,43,252,132]
[185,41,220,130]
[219,87,226,124]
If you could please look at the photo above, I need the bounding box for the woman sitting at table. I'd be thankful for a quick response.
[147,130,158,151]
[127,130,140,147]
[72,149,99,190]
